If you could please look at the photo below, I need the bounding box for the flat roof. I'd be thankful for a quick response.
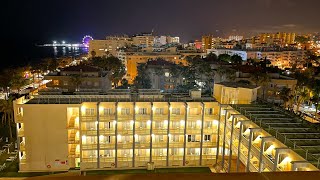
[232,103,320,167]
[24,94,216,104]
[216,82,259,89]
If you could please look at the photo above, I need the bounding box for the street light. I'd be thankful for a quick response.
[53,41,57,44]
[62,41,65,44]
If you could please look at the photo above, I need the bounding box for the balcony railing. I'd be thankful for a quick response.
[81,130,97,136]
[152,141,167,148]
[186,142,201,148]
[100,143,115,149]
[203,128,218,134]
[135,114,151,121]
[153,156,167,161]
[135,156,150,161]
[117,129,133,135]
[16,113,23,122]
[135,128,150,135]
[135,141,150,148]
[169,142,184,147]
[117,114,133,121]
[170,115,185,121]
[99,115,116,121]
[153,114,168,121]
[81,116,97,122]
[117,142,133,149]
[186,128,201,134]
[99,156,115,162]
[188,115,202,120]
[202,155,215,159]
[82,157,97,163]
[203,141,217,147]
[82,144,98,150]
[117,157,133,162]
[152,128,167,134]
[99,129,115,135]
[169,155,183,161]
[20,142,25,151]
[204,114,219,120]
[18,128,24,137]
[170,128,185,134]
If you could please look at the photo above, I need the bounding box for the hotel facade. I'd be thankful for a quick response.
[13,91,318,172]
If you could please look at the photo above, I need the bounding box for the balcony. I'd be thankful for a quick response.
[82,157,97,163]
[117,129,133,135]
[117,157,133,162]
[152,128,167,134]
[186,142,201,148]
[16,113,23,122]
[135,141,150,148]
[203,128,217,134]
[81,116,97,122]
[81,130,97,136]
[82,144,98,150]
[20,157,27,164]
[185,155,200,166]
[68,146,80,158]
[203,141,217,148]
[204,114,219,120]
[186,128,201,134]
[170,115,185,121]
[67,116,79,129]
[18,127,24,137]
[169,155,183,166]
[170,127,184,134]
[99,128,115,135]
[188,115,202,121]
[202,155,215,159]
[153,114,168,121]
[152,141,167,148]
[135,114,151,121]
[100,143,115,149]
[117,142,133,149]
[169,141,184,147]
[117,114,133,121]
[99,156,115,163]
[135,128,150,135]
[20,141,25,151]
[99,115,116,121]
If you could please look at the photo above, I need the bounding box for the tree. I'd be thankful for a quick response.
[279,87,294,109]
[295,87,310,112]
[133,64,152,89]
[91,56,126,88]
[70,74,83,91]
[310,80,320,119]
[154,67,164,89]
[117,79,129,89]
[205,53,218,63]
[230,55,243,64]
[250,72,270,99]
[0,98,14,139]
[218,54,231,63]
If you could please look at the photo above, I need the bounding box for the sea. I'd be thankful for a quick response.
[2,43,88,71]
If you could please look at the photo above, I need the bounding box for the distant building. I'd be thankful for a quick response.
[214,82,259,104]
[228,35,243,41]
[202,35,213,51]
[88,36,132,57]
[207,49,248,60]
[258,32,296,45]
[132,33,155,48]
[44,65,112,92]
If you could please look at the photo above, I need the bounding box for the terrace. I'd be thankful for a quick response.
[231,103,320,168]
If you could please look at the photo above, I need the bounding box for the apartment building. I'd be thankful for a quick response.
[132,33,155,48]
[88,36,133,57]
[202,35,213,51]
[14,90,219,172]
[125,53,187,84]
[218,105,319,172]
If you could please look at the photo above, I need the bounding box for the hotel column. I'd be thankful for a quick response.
[259,137,266,172]
[221,109,229,169]
[150,102,153,163]
[183,102,188,166]
[236,121,244,172]
[97,102,100,168]
[79,105,83,168]
[115,102,118,168]
[273,149,280,171]
[215,103,223,164]
[246,128,254,172]
[228,115,236,172]
[199,102,205,165]
[133,102,136,167]
[166,102,171,166]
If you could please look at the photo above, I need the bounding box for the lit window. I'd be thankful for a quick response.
[85,108,95,116]
[205,108,214,115]
[104,108,113,115]
[53,80,59,85]
[187,135,196,142]
[204,135,211,141]
[165,72,170,77]
[172,108,180,115]
[138,108,147,115]
[155,108,164,114]
[121,108,130,115]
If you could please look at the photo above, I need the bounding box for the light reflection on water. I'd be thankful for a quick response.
[50,46,88,57]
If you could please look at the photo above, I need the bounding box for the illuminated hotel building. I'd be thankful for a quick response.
[14,90,318,172]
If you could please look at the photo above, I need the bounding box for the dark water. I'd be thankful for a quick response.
[2,43,88,70]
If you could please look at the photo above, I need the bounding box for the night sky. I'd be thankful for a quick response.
[5,0,320,43]
[3,0,320,66]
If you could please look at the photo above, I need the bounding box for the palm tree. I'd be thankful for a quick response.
[250,72,270,99]
[0,98,14,139]
[295,87,310,113]
[279,87,293,109]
